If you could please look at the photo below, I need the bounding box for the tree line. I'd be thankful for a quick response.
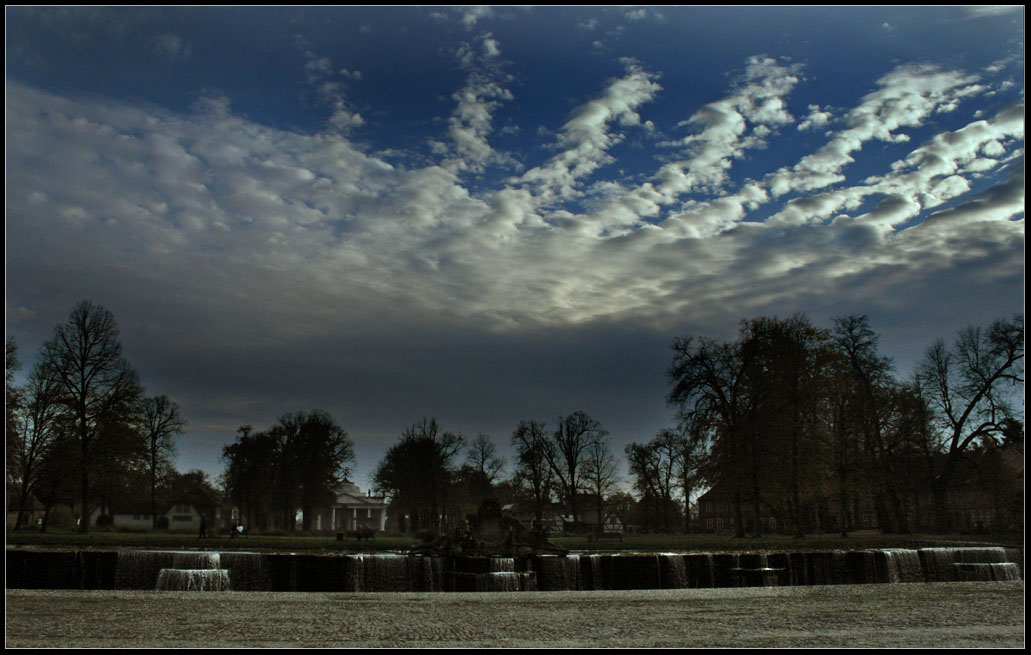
[6,300,188,532]
[8,301,1022,537]
[654,313,1023,536]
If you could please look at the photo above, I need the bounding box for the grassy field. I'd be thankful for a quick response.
[6,582,1025,648]
[5,527,1021,553]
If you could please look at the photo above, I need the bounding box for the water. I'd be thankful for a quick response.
[156,568,230,591]
[875,549,924,583]
[92,546,1029,594]
[220,552,269,591]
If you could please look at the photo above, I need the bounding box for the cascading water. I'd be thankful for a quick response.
[116,550,230,591]
[220,552,269,591]
[989,563,1021,581]
[156,568,230,591]
[34,545,1021,594]
[535,555,579,591]
[874,549,924,583]
[115,550,178,590]
[659,554,688,589]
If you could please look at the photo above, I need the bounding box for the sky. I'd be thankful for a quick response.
[5,6,1025,493]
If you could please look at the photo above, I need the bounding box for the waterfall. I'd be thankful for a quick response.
[683,553,716,588]
[409,555,445,592]
[534,556,579,591]
[876,549,924,583]
[990,563,1021,581]
[490,557,516,573]
[363,554,412,592]
[918,548,958,582]
[220,552,269,591]
[115,550,177,590]
[659,554,688,589]
[172,551,220,570]
[955,563,995,581]
[348,554,366,592]
[156,568,230,592]
[952,547,1009,564]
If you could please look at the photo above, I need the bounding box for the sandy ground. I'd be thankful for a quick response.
[5,582,1024,648]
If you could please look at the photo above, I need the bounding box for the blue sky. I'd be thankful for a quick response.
[5,6,1024,491]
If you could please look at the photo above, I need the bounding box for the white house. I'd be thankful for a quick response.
[308,480,388,534]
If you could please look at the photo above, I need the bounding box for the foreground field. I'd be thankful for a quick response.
[6,582,1024,648]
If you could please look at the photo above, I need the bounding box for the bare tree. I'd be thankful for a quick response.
[511,419,554,529]
[39,301,142,532]
[6,337,25,473]
[10,359,66,528]
[546,411,607,526]
[464,433,506,503]
[626,430,682,532]
[582,437,619,535]
[668,335,753,537]
[915,315,1024,533]
[140,395,187,528]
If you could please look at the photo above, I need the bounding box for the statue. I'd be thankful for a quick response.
[410,499,567,558]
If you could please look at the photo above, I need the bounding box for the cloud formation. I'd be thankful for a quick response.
[5,7,1023,483]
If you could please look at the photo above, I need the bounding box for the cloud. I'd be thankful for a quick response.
[5,53,1024,348]
[512,58,662,204]
[765,64,986,200]
[301,48,365,134]
[654,56,800,199]
[440,35,518,175]
[153,33,191,59]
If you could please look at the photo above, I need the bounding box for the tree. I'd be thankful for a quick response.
[374,418,464,533]
[140,395,187,528]
[739,314,833,537]
[10,358,66,529]
[673,419,709,533]
[222,425,279,531]
[582,438,619,535]
[273,410,355,531]
[464,433,506,504]
[915,315,1024,533]
[38,301,142,532]
[625,430,682,532]
[6,337,25,481]
[668,333,755,537]
[511,419,554,529]
[827,315,914,536]
[31,433,80,532]
[545,411,607,526]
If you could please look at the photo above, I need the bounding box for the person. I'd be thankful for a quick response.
[199,515,208,538]
[236,524,244,538]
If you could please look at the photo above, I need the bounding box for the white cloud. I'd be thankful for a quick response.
[765,64,985,200]
[440,35,518,175]
[512,59,662,204]
[153,33,191,59]
[4,52,1024,343]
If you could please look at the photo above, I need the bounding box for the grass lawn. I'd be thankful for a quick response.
[5,527,1020,553]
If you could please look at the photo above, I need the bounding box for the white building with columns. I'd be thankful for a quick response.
[311,480,388,534]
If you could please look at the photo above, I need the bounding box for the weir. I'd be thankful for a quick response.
[5,545,1022,592]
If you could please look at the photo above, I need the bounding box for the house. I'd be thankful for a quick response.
[306,480,388,534]
[88,487,224,533]
[6,493,48,528]
[696,482,779,534]
[504,503,565,536]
